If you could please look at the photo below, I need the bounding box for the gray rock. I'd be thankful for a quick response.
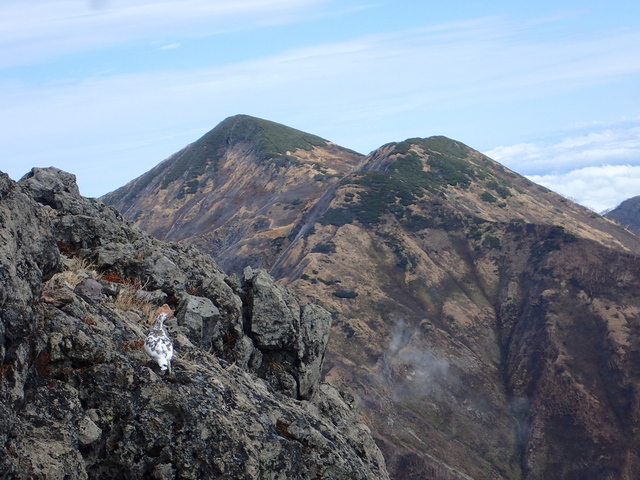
[41,287,75,308]
[133,288,167,306]
[0,168,389,480]
[177,294,220,348]
[244,266,300,349]
[18,167,81,210]
[242,267,331,399]
[0,171,62,460]
[77,416,102,446]
[297,303,332,399]
[73,278,103,303]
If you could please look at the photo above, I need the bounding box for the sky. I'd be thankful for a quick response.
[1,0,639,212]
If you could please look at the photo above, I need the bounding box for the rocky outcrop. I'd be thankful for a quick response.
[0,168,388,479]
[0,170,62,429]
[242,267,331,400]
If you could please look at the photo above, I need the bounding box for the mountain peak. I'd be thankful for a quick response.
[392,135,472,157]
[102,115,364,271]
[103,115,343,207]
[212,114,330,159]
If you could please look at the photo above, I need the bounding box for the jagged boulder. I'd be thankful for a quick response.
[242,267,332,400]
[0,168,389,479]
[176,293,221,349]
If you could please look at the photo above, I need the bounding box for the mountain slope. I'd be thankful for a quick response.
[103,118,640,479]
[271,136,640,478]
[605,195,640,234]
[103,114,364,274]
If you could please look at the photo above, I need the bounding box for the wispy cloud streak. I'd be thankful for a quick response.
[0,0,328,67]
[486,122,640,174]
[528,165,640,213]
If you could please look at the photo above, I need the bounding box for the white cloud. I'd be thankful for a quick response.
[527,165,640,213]
[485,122,640,175]
[485,120,640,211]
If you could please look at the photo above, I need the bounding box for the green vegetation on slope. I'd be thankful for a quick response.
[392,135,471,158]
[104,115,330,203]
[320,136,478,227]
[161,115,329,190]
[224,115,328,159]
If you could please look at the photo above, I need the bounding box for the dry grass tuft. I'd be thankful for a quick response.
[55,254,158,324]
[121,340,145,352]
[63,255,100,277]
[113,284,157,323]
[45,255,100,290]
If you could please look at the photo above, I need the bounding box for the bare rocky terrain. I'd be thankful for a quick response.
[99,115,640,478]
[0,167,388,479]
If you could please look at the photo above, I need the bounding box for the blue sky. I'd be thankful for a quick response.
[1,0,639,212]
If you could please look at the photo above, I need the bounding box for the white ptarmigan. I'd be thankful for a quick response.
[144,312,174,375]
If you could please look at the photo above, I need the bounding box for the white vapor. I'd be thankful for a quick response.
[384,320,451,394]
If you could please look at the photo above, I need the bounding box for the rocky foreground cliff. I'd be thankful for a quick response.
[0,168,389,479]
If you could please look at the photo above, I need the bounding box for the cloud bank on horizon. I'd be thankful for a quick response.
[0,0,639,213]
[486,119,640,212]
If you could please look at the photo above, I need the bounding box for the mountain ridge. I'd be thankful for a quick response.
[103,115,365,273]
[103,115,640,479]
[605,195,640,234]
[106,114,337,206]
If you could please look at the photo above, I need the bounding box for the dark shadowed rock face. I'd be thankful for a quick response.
[0,168,389,479]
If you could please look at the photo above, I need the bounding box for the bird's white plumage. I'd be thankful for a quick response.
[144,312,174,375]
